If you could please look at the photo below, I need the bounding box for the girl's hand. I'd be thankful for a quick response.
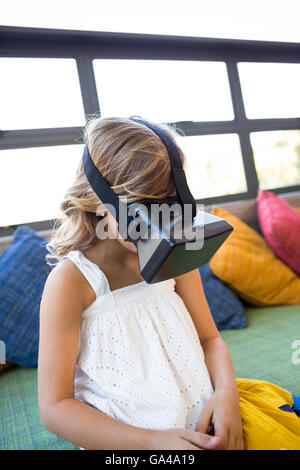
[147,427,221,450]
[195,387,244,450]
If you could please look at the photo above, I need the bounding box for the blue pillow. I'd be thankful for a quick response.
[0,226,51,367]
[199,263,247,330]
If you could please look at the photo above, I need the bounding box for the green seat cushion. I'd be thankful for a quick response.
[0,366,78,450]
[1,304,299,449]
[220,304,300,394]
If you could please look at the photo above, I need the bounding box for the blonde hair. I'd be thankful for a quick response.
[46,115,186,265]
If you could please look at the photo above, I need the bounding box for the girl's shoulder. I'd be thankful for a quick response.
[39,258,93,321]
[60,249,110,299]
[45,253,96,311]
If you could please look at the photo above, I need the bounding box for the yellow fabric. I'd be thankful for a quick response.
[236,378,300,450]
[209,206,300,306]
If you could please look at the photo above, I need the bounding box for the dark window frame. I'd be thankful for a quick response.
[1,25,300,236]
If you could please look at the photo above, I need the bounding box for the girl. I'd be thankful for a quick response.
[38,116,300,450]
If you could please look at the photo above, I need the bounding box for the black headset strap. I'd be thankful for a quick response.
[129,116,196,218]
[82,145,134,230]
[82,116,197,227]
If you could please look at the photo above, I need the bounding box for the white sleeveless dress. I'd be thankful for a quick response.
[64,249,214,431]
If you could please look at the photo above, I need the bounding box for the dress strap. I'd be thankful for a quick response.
[64,250,110,298]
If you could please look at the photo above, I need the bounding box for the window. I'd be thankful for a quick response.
[179,134,247,199]
[250,130,300,189]
[0,145,83,227]
[238,62,300,119]
[0,58,85,130]
[93,59,234,122]
[1,27,300,233]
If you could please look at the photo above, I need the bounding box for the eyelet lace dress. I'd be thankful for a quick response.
[64,249,214,431]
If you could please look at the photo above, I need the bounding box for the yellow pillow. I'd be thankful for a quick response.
[209,206,300,306]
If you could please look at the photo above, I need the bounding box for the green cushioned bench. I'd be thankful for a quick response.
[0,366,77,450]
[1,304,299,450]
[221,304,300,394]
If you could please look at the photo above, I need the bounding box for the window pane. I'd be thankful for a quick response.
[0,58,85,130]
[178,133,247,199]
[250,130,300,189]
[0,145,83,227]
[238,62,300,119]
[93,59,234,122]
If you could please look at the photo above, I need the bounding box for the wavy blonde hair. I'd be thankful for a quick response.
[46,115,186,265]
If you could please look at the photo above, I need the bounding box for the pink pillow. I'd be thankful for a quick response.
[257,189,300,276]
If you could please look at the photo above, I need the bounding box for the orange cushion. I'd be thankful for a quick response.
[209,206,300,306]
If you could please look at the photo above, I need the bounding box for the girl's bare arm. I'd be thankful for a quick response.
[174,269,243,449]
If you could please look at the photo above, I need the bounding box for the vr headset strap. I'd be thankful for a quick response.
[129,116,197,219]
[83,116,197,230]
[82,145,134,231]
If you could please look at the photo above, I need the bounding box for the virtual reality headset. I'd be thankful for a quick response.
[82,116,233,283]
